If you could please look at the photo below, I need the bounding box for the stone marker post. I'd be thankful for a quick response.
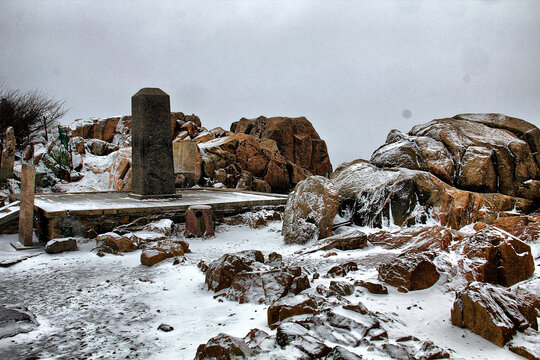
[131,88,176,197]
[0,127,16,182]
[18,163,36,246]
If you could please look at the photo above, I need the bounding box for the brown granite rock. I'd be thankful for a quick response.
[140,249,168,266]
[378,252,440,292]
[282,176,339,244]
[458,225,534,287]
[451,281,537,347]
[96,232,137,253]
[231,116,332,177]
[195,333,256,359]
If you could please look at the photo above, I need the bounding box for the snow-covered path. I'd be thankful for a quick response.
[0,221,530,359]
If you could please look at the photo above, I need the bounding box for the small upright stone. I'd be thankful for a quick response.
[131,88,176,196]
[18,163,36,246]
[0,127,16,182]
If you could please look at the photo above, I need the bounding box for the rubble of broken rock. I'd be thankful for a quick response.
[193,210,539,359]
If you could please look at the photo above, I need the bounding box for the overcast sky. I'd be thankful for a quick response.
[1,0,539,168]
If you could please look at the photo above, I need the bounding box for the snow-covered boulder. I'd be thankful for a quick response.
[374,114,540,200]
[457,225,534,287]
[45,238,78,254]
[282,176,339,244]
[96,232,137,253]
[204,251,310,305]
[451,281,538,347]
[331,159,533,229]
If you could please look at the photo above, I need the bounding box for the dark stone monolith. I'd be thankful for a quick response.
[131,88,176,196]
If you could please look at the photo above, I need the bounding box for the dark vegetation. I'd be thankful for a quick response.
[0,85,67,149]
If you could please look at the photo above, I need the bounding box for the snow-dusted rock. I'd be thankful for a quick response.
[45,237,78,254]
[96,232,137,253]
[195,333,257,360]
[276,322,331,358]
[457,225,534,287]
[378,252,440,292]
[107,147,132,191]
[205,251,310,305]
[331,159,533,229]
[85,139,119,156]
[144,219,174,236]
[451,281,538,347]
[205,250,265,292]
[326,261,358,278]
[329,280,355,296]
[140,249,168,266]
[0,306,38,339]
[282,176,339,244]
[140,240,189,266]
[508,328,540,360]
[267,295,320,329]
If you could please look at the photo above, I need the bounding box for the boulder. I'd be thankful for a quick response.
[195,333,256,360]
[355,280,388,295]
[409,114,539,199]
[144,219,174,237]
[331,160,533,229]
[140,249,168,266]
[329,281,355,296]
[378,252,439,292]
[0,306,38,339]
[172,140,201,187]
[451,281,537,346]
[107,147,132,191]
[267,295,319,329]
[45,238,78,254]
[282,176,339,244]
[276,322,331,358]
[231,116,333,177]
[326,262,358,278]
[205,250,265,292]
[96,232,137,253]
[85,139,119,156]
[458,225,534,287]
[205,251,309,305]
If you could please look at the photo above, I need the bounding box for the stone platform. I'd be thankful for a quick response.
[32,189,288,241]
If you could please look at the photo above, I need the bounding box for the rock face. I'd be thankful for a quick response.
[62,112,331,194]
[332,159,534,229]
[372,114,539,198]
[200,133,311,193]
[332,114,540,229]
[282,176,339,244]
[451,281,537,347]
[231,116,332,177]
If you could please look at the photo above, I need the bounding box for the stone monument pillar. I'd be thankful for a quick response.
[18,163,36,246]
[0,127,16,182]
[131,88,176,197]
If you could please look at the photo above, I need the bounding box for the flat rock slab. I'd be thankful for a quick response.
[33,189,287,217]
[0,306,38,339]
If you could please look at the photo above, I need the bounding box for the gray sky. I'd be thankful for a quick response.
[1,0,539,168]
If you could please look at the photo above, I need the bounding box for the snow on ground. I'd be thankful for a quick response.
[0,220,530,359]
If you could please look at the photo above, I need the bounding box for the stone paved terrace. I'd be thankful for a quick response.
[31,189,288,241]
